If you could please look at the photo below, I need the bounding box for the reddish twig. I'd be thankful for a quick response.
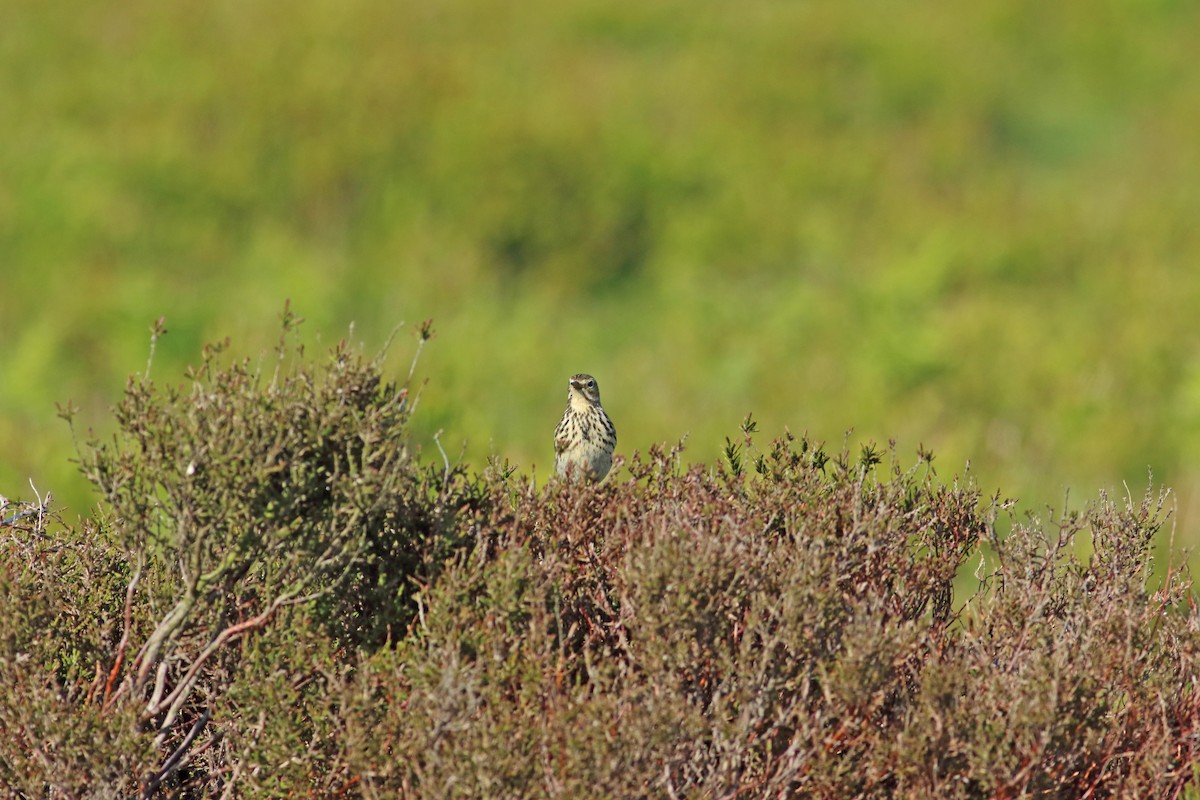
[104,562,142,710]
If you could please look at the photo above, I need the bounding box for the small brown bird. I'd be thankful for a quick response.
[553,373,616,482]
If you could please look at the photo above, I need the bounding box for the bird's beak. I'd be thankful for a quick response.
[569,379,583,391]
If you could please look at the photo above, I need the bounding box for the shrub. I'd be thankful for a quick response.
[1,313,478,796]
[1,322,1198,798]
[343,440,1198,799]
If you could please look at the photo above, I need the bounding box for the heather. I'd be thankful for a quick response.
[2,326,1197,798]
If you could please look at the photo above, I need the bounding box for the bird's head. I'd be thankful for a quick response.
[568,373,602,407]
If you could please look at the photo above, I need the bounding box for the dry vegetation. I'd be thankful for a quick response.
[2,324,1199,798]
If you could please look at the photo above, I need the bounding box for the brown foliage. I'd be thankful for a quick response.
[1,323,1198,798]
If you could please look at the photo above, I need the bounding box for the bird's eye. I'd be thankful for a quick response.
[587,380,595,387]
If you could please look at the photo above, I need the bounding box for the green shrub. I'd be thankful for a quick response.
[1,314,474,795]
[1,322,1198,797]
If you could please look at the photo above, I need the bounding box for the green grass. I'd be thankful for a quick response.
[3,0,1200,572]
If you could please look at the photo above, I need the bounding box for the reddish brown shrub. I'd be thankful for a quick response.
[1,326,1197,798]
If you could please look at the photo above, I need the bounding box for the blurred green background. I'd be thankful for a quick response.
[3,0,1200,561]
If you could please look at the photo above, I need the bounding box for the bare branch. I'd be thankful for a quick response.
[141,707,210,798]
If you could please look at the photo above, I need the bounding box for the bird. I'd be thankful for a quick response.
[553,373,616,482]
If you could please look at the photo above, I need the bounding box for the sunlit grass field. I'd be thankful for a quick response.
[3,0,1200,565]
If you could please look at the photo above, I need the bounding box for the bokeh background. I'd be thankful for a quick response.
[3,0,1200,563]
